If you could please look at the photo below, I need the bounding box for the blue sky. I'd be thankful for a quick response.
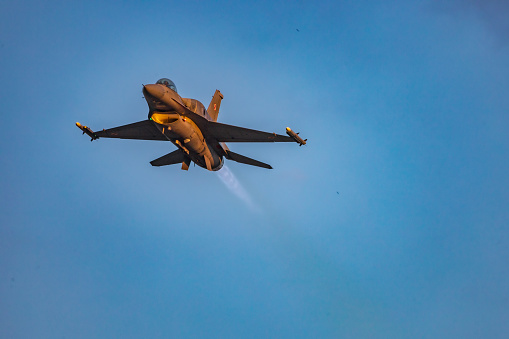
[1,1,509,337]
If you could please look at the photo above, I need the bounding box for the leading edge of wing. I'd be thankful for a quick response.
[94,120,167,141]
[203,121,293,143]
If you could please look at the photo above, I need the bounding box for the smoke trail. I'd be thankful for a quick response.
[216,164,260,212]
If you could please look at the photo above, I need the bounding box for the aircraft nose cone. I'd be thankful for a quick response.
[144,84,165,99]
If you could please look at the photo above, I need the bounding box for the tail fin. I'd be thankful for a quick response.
[225,150,272,169]
[207,90,223,122]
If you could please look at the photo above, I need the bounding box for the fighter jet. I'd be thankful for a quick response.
[76,78,306,171]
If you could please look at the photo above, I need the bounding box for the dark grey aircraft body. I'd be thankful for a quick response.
[76,78,305,171]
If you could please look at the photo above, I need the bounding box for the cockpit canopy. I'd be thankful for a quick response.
[156,78,177,93]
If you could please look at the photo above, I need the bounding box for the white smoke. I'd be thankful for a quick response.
[216,164,260,213]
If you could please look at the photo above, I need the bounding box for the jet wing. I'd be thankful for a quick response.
[94,120,167,141]
[170,98,292,143]
[204,122,293,143]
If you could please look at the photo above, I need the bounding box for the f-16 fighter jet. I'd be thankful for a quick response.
[76,78,306,171]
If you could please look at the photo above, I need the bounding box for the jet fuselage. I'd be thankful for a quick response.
[143,84,223,171]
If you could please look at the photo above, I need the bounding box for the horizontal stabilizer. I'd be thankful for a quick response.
[150,149,186,166]
[226,150,272,169]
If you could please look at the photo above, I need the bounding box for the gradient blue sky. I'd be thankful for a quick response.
[1,1,509,338]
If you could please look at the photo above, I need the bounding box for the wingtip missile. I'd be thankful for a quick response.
[286,127,307,146]
[76,122,98,141]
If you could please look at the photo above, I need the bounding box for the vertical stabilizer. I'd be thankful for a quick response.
[207,90,223,122]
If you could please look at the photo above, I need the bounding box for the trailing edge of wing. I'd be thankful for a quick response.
[150,149,187,166]
[205,122,293,143]
[226,150,272,169]
[95,120,167,141]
